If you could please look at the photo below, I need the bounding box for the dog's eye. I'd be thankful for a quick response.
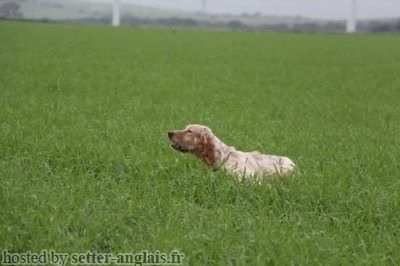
[187,129,193,133]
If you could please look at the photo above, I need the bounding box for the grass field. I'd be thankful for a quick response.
[1,21,400,265]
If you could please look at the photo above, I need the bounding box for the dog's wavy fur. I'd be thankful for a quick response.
[168,124,295,181]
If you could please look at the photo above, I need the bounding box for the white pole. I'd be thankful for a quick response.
[346,0,357,33]
[201,0,206,13]
[112,0,120,27]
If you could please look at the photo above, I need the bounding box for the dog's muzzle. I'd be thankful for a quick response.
[168,132,188,153]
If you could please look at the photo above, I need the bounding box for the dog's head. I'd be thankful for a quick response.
[168,124,219,169]
[168,124,213,153]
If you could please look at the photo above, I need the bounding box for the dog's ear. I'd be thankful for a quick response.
[199,130,217,170]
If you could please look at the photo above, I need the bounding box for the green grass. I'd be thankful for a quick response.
[1,21,400,265]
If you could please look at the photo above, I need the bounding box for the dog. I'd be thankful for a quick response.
[168,124,295,181]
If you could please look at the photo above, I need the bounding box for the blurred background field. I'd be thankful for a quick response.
[0,21,400,264]
[1,0,400,33]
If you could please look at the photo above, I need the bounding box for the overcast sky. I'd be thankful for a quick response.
[101,0,400,19]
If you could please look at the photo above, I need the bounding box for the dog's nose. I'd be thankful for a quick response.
[168,131,174,140]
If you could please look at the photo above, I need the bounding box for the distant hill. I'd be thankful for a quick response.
[0,0,319,25]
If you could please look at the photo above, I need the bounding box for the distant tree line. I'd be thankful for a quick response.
[0,2,22,19]
[113,16,400,33]
[359,20,400,33]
